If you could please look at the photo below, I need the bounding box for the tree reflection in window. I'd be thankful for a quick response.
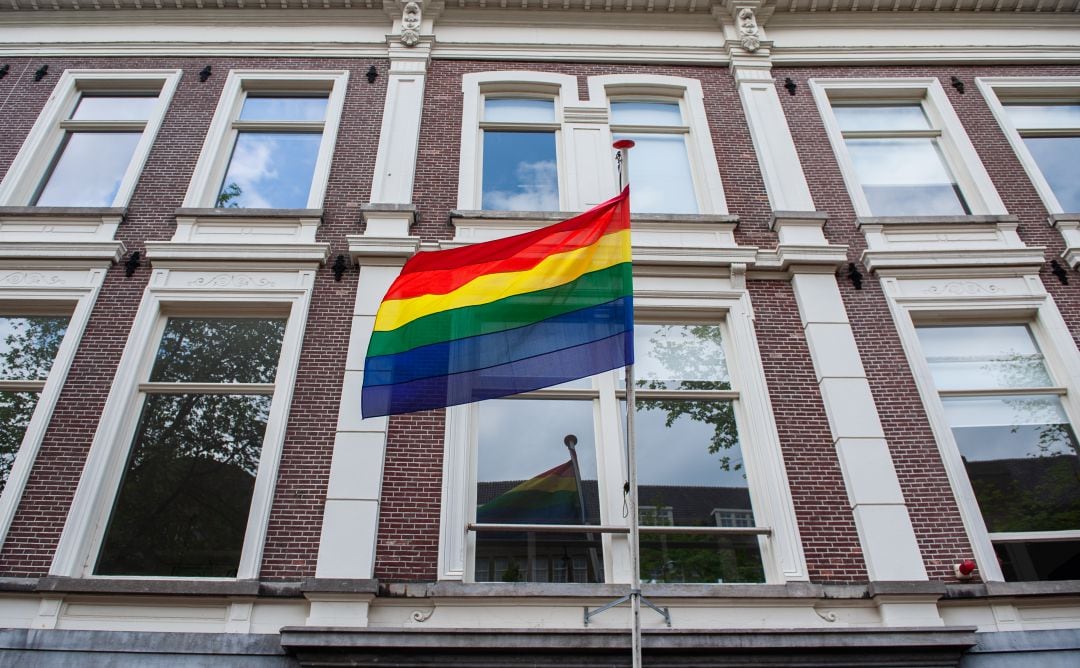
[0,316,69,492]
[95,317,285,577]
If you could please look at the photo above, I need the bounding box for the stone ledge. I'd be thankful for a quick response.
[450,210,739,226]
[856,214,1019,227]
[868,580,947,597]
[378,581,870,600]
[0,628,288,657]
[174,207,323,219]
[302,578,379,595]
[945,579,1080,599]
[36,576,261,597]
[0,206,127,218]
[0,577,38,593]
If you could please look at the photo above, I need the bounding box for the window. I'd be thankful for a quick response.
[1001,102,1080,213]
[183,70,348,210]
[465,320,778,585]
[610,101,697,214]
[0,314,70,492]
[811,78,1005,218]
[831,104,968,216]
[0,70,180,208]
[916,324,1080,581]
[480,98,560,212]
[93,317,286,577]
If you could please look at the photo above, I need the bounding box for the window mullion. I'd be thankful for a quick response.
[610,124,690,135]
[841,129,942,139]
[138,382,276,395]
[58,120,148,132]
[0,380,47,392]
[937,386,1067,398]
[230,120,325,133]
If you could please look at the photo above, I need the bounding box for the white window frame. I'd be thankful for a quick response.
[182,70,349,210]
[810,78,1006,218]
[438,288,807,585]
[0,69,181,208]
[588,74,728,216]
[50,266,315,580]
[883,274,1080,582]
[977,77,1080,215]
[0,267,108,550]
[457,72,575,211]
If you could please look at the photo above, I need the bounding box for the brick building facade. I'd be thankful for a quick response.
[0,1,1078,665]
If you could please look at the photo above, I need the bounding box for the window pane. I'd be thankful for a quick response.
[35,132,141,207]
[474,399,603,583]
[149,318,286,384]
[845,137,968,216]
[217,131,322,209]
[611,101,682,126]
[0,316,69,380]
[0,391,40,494]
[239,96,328,122]
[632,324,730,391]
[917,325,1052,391]
[995,540,1080,582]
[615,133,697,214]
[833,104,930,132]
[1023,136,1080,212]
[633,399,764,583]
[95,393,271,577]
[944,395,1080,534]
[1003,104,1080,130]
[481,130,558,211]
[483,98,555,123]
[71,96,158,121]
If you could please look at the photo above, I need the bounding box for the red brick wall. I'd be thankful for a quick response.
[775,63,1080,580]
[0,57,387,579]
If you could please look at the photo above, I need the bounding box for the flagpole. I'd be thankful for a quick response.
[613,138,642,668]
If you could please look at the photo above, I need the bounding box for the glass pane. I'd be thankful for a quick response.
[95,393,270,577]
[149,318,286,384]
[1023,136,1080,213]
[917,325,1052,391]
[615,133,697,214]
[611,101,683,126]
[631,324,730,391]
[481,130,558,211]
[0,316,69,380]
[995,540,1080,582]
[632,399,763,583]
[474,399,602,583]
[0,391,39,494]
[833,104,930,132]
[35,132,141,207]
[239,96,328,122]
[845,137,968,216]
[944,395,1080,534]
[1003,104,1080,130]
[216,131,322,209]
[71,96,158,121]
[483,98,556,123]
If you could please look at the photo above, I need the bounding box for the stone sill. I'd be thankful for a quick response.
[37,576,262,597]
[856,214,1018,228]
[450,210,739,227]
[174,207,322,219]
[945,579,1080,599]
[0,206,127,218]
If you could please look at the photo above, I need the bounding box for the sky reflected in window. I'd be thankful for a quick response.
[35,132,141,207]
[217,132,321,208]
[481,130,558,211]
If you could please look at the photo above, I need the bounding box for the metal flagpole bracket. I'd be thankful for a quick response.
[584,591,671,628]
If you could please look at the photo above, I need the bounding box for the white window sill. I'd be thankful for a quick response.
[173,207,324,245]
[0,207,126,263]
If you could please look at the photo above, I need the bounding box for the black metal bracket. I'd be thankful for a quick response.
[124,251,141,278]
[34,65,48,82]
[1051,260,1070,285]
[784,77,797,96]
[950,76,965,94]
[0,65,9,80]
[846,262,863,290]
[332,254,350,282]
[366,65,378,84]
[199,65,212,82]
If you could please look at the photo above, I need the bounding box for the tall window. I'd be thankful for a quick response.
[480,98,560,211]
[1000,102,1080,213]
[94,317,286,577]
[470,322,767,584]
[34,95,161,207]
[832,103,969,216]
[916,324,1080,581]
[216,95,329,209]
[610,101,697,214]
[0,315,69,492]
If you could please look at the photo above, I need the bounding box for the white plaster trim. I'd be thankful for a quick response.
[0,69,181,208]
[370,44,430,205]
[976,77,1080,217]
[0,268,108,551]
[181,70,349,210]
[50,266,316,580]
[809,77,1007,218]
[881,270,1080,583]
[587,74,729,216]
[456,71,579,211]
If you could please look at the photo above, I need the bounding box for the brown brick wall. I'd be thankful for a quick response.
[0,56,387,578]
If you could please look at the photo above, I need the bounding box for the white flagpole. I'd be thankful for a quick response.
[613,139,642,668]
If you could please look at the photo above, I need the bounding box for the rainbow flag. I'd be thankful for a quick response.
[361,188,633,418]
[477,460,581,524]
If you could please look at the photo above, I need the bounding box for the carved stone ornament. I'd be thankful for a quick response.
[187,274,277,289]
[921,281,1003,297]
[737,7,761,53]
[0,271,65,287]
[401,1,422,47]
